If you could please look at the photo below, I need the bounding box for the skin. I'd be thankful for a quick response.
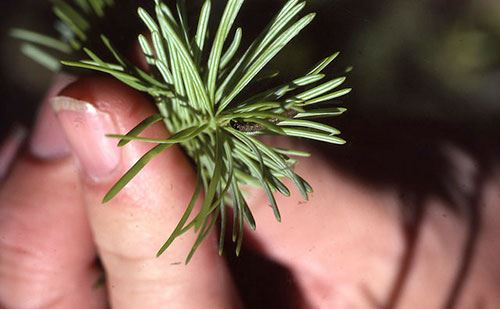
[0,76,499,309]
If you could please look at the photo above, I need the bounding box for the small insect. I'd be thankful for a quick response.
[230,120,264,132]
[231,109,299,132]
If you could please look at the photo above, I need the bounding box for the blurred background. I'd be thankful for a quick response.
[1,0,500,135]
[0,0,500,308]
[0,0,499,307]
[2,0,499,205]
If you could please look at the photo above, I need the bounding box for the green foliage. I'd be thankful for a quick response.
[15,0,351,263]
[11,0,114,71]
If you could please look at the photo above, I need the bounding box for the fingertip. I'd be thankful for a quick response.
[59,76,154,120]
[51,76,168,185]
[53,76,239,307]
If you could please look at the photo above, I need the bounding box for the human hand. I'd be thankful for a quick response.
[0,75,498,308]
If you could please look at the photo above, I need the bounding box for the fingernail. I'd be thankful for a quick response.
[0,125,27,179]
[51,96,121,181]
[30,74,76,160]
[30,100,72,159]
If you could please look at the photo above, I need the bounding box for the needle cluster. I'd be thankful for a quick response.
[13,0,351,263]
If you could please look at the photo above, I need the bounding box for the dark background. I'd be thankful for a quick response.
[2,0,500,134]
[1,0,500,307]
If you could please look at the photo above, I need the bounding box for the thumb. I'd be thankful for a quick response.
[52,76,240,308]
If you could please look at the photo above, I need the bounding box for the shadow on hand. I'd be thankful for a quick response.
[225,113,498,308]
[320,113,498,308]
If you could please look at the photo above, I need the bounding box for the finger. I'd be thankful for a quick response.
[0,75,107,309]
[247,142,483,308]
[244,138,404,307]
[52,76,240,308]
